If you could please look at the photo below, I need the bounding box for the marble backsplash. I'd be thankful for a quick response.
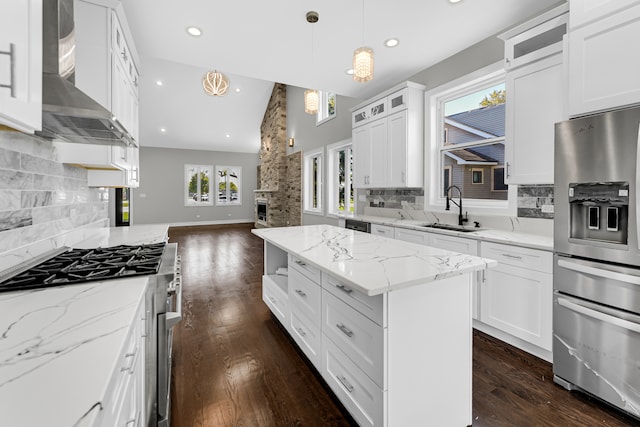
[0,130,109,260]
[362,185,554,219]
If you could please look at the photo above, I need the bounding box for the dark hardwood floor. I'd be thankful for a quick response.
[169,224,638,427]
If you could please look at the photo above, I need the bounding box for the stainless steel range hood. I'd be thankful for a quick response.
[38,0,134,147]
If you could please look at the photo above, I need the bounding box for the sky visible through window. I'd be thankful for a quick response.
[444,83,505,116]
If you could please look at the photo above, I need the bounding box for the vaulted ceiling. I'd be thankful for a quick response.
[122,0,562,153]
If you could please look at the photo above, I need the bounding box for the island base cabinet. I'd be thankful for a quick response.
[322,335,385,427]
[289,309,321,368]
[262,275,289,327]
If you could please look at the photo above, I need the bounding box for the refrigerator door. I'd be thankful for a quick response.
[554,105,640,266]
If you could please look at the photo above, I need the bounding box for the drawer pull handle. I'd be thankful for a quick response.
[295,259,306,266]
[295,289,307,297]
[502,253,523,260]
[268,296,277,304]
[336,323,354,338]
[121,347,138,373]
[0,43,16,97]
[336,284,353,294]
[296,327,306,337]
[337,375,354,393]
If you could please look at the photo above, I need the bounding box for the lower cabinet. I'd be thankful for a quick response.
[479,241,553,353]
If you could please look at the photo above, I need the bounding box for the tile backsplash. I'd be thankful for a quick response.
[362,184,554,219]
[0,130,108,255]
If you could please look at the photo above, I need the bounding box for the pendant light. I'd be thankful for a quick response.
[304,11,319,115]
[203,70,229,96]
[353,0,374,82]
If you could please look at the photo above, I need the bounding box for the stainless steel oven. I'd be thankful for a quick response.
[554,105,640,419]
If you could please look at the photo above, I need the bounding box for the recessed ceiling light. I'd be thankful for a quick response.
[345,68,354,75]
[235,88,241,93]
[187,26,202,36]
[226,134,231,138]
[160,128,167,133]
[156,80,163,86]
[384,38,399,48]
[449,0,463,3]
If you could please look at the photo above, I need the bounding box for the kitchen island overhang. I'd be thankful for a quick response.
[252,224,496,427]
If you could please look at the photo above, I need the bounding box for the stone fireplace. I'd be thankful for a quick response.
[254,83,301,228]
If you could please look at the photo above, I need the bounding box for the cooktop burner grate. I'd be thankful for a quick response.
[0,242,167,292]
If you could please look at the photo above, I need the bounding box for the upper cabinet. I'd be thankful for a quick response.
[352,82,425,189]
[568,1,640,116]
[75,1,140,143]
[500,4,568,185]
[0,0,42,133]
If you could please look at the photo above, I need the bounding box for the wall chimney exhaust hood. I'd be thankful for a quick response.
[37,0,135,147]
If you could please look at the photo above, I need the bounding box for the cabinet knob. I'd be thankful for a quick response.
[0,43,16,97]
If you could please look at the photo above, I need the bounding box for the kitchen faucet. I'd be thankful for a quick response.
[445,185,468,226]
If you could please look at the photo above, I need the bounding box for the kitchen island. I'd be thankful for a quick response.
[252,224,497,427]
[0,224,170,427]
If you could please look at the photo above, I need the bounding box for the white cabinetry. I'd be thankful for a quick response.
[568,3,640,116]
[500,4,567,184]
[99,295,146,427]
[370,223,395,239]
[479,242,553,354]
[570,0,640,29]
[505,53,565,184]
[75,1,140,144]
[393,227,429,245]
[262,243,289,327]
[352,83,425,189]
[0,0,42,133]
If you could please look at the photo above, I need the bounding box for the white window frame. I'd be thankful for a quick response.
[471,168,484,185]
[215,165,242,206]
[425,61,517,216]
[303,147,324,215]
[184,164,213,206]
[327,139,354,217]
[316,91,337,125]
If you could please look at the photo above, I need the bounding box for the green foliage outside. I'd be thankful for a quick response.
[188,171,209,198]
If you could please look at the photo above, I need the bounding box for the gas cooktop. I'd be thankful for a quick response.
[0,242,167,293]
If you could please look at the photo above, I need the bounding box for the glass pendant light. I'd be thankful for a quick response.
[353,0,374,82]
[304,11,319,115]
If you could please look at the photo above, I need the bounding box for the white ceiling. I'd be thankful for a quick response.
[122,0,561,153]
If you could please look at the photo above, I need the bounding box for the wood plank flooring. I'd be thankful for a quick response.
[168,224,638,427]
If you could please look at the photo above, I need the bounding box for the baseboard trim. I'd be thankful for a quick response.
[169,219,255,228]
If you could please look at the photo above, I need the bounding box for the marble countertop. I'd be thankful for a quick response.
[0,277,148,427]
[351,215,553,251]
[252,224,497,296]
[0,224,171,426]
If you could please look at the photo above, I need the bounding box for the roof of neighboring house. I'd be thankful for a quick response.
[447,103,505,137]
[445,148,498,165]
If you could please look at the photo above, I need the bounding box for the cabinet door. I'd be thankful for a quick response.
[480,262,553,351]
[353,126,371,188]
[387,110,408,187]
[393,227,429,246]
[112,57,130,132]
[568,4,640,116]
[0,0,42,133]
[505,53,564,184]
[368,119,387,187]
[570,0,640,29]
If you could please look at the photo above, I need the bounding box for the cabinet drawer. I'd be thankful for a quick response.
[429,233,478,255]
[288,266,321,324]
[370,223,394,239]
[393,227,429,245]
[322,335,384,427]
[290,309,321,368]
[480,241,552,273]
[322,290,385,387]
[323,274,385,327]
[262,275,289,326]
[289,254,321,284]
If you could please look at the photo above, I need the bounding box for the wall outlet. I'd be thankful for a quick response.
[139,193,147,198]
[358,195,366,202]
[196,214,201,218]
[541,205,554,213]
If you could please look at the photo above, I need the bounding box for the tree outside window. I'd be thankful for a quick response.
[215,166,242,206]
[327,139,354,216]
[185,164,213,206]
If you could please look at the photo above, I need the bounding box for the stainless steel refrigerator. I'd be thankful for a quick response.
[553,105,640,419]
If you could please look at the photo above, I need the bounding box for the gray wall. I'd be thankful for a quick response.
[133,146,258,225]
[286,86,362,226]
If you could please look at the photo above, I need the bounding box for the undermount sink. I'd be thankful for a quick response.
[418,223,481,233]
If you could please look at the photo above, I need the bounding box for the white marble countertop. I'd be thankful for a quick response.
[0,277,148,427]
[252,224,497,296]
[73,223,170,249]
[350,215,553,251]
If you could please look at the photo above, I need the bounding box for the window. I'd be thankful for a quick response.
[317,91,337,125]
[327,139,354,216]
[304,148,323,214]
[185,164,213,206]
[426,62,517,215]
[215,166,242,205]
